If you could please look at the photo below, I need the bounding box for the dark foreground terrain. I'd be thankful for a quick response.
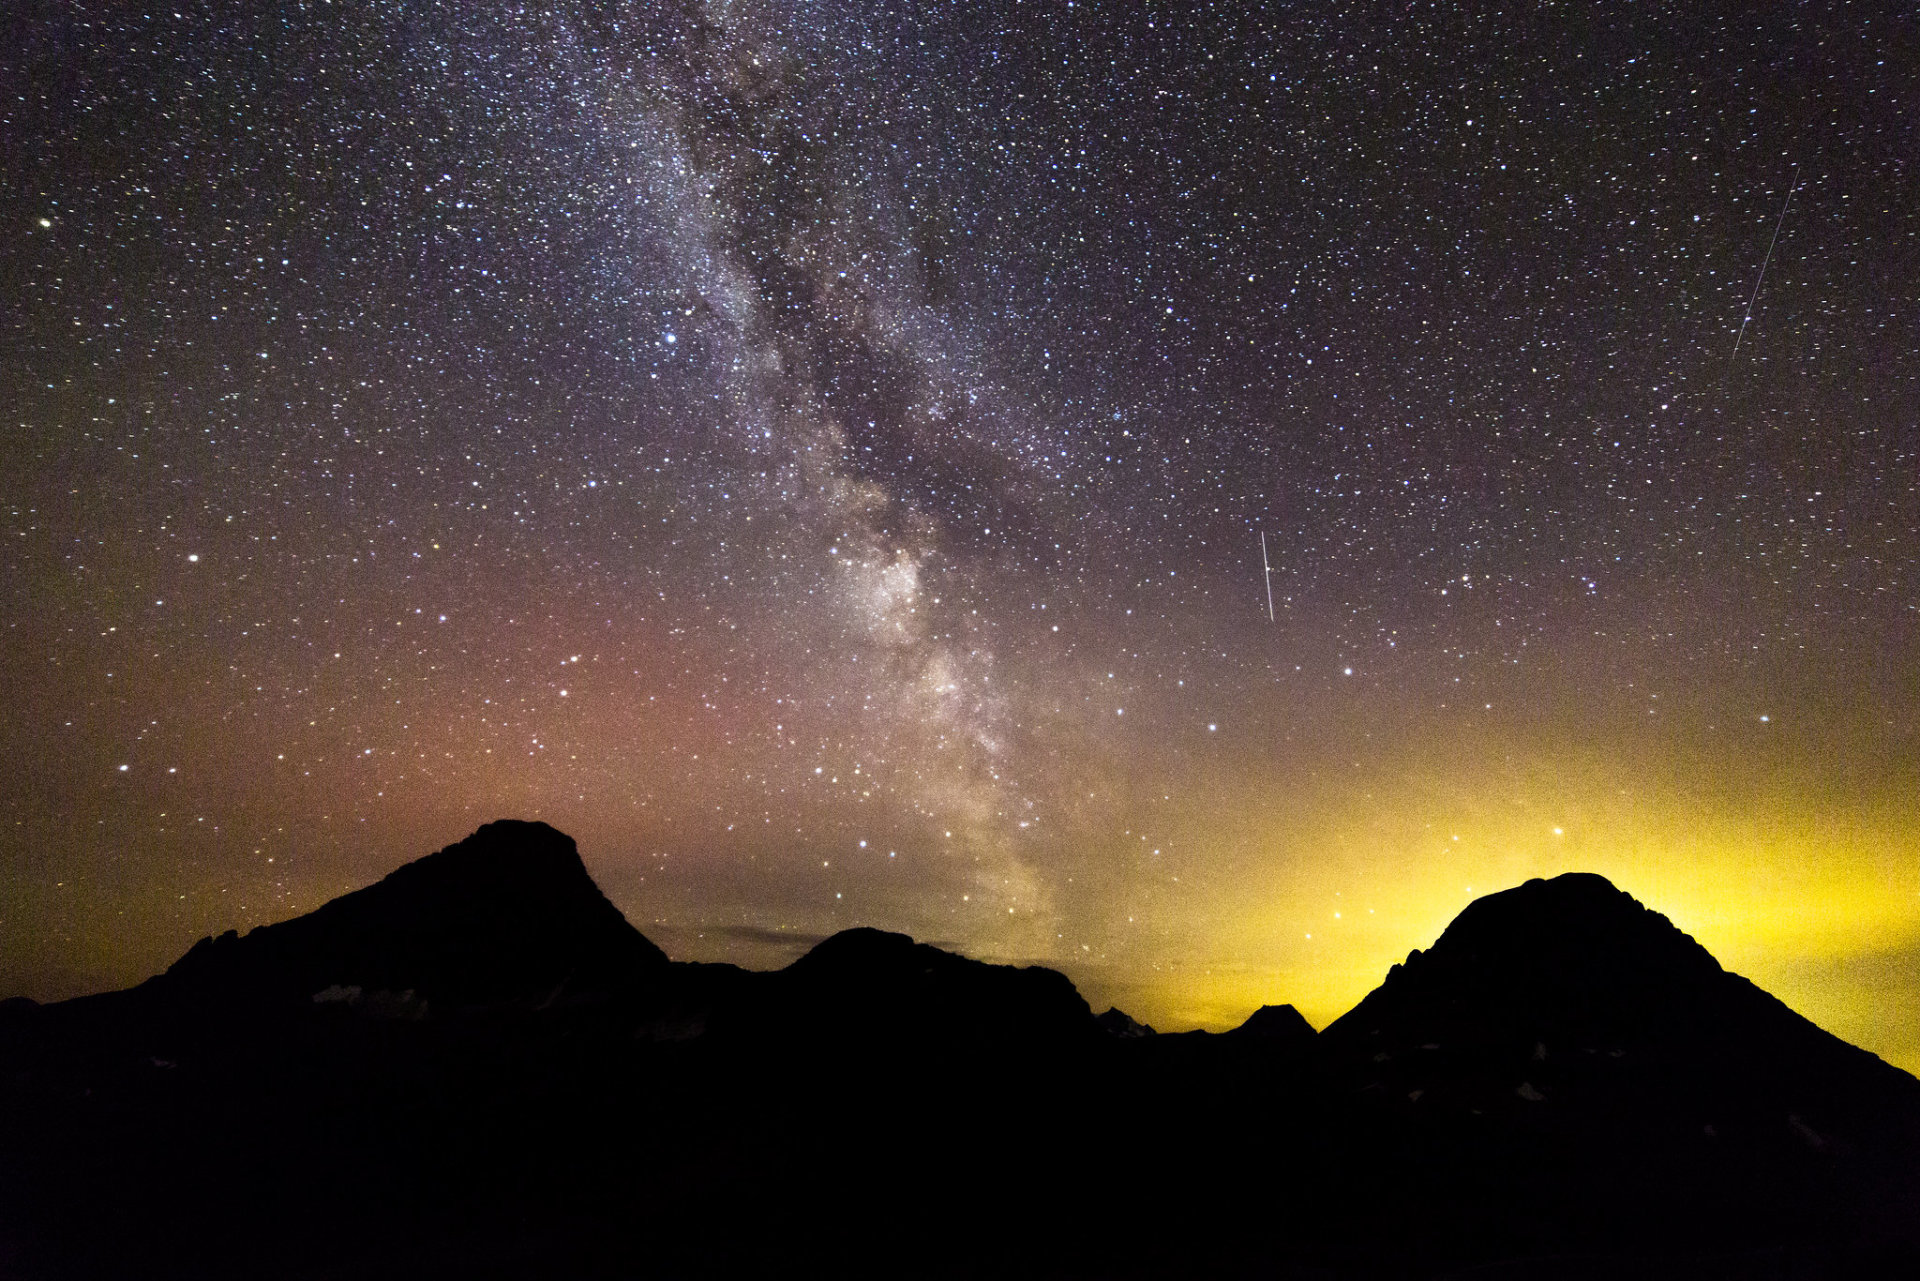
[3,821,1916,1278]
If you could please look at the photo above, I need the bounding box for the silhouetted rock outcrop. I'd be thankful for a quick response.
[145,819,669,1013]
[1225,1002,1315,1048]
[1095,1007,1156,1038]
[757,926,1098,1049]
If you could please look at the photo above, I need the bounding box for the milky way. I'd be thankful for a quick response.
[4,1,1917,1066]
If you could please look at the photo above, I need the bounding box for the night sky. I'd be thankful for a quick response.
[5,1,1917,1068]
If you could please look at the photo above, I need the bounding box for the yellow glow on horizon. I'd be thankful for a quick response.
[1086,739,1920,1076]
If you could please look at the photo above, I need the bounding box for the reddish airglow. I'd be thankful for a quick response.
[3,1,1915,1084]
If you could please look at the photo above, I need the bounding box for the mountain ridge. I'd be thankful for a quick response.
[38,827,1915,1090]
[141,819,669,1014]
[3,821,1915,1279]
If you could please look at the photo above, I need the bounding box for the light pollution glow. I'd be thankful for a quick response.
[3,1,1915,1075]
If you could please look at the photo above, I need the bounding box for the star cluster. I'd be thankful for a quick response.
[3,1,1916,1067]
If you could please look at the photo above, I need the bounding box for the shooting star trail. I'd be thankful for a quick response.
[1260,530,1275,623]
[1728,164,1799,375]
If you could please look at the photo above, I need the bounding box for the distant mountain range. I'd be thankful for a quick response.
[3,820,1915,1279]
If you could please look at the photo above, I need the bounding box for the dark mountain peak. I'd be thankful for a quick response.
[1322,873,1732,1051]
[787,926,922,975]
[1095,1007,1156,1038]
[770,928,1096,1047]
[1318,873,1919,1113]
[365,819,606,906]
[1227,1003,1316,1047]
[151,820,667,1012]
[1436,871,1720,983]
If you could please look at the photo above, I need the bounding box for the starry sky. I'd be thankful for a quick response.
[4,1,1917,1068]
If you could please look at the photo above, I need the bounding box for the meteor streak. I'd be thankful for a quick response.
[1260,530,1275,623]
[1728,163,1799,374]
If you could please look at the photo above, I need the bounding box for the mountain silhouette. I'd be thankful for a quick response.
[1312,872,1920,1270]
[143,819,669,1013]
[1095,1006,1156,1038]
[1321,871,1909,1102]
[756,926,1097,1048]
[2,826,1915,1280]
[1330,872,1767,1044]
[1227,1002,1316,1047]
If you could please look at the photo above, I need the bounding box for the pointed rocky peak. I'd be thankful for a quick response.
[1095,1007,1157,1039]
[154,820,667,1012]
[1226,1003,1316,1047]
